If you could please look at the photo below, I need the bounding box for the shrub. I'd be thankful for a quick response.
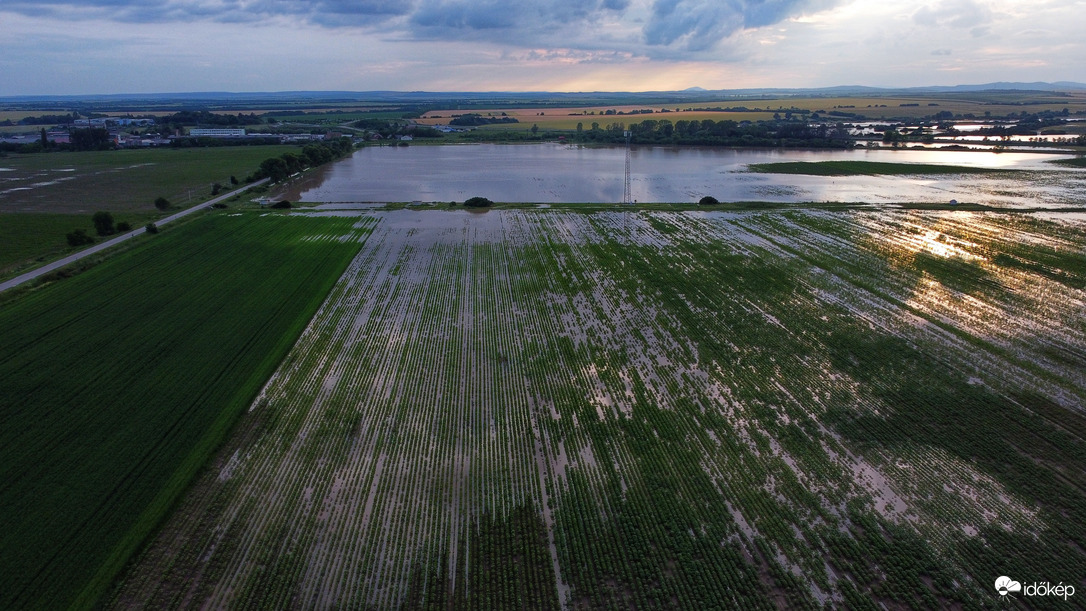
[271,200,292,209]
[145,223,159,234]
[116,221,132,232]
[154,197,170,211]
[464,196,494,208]
[66,229,95,247]
[699,195,720,206]
[92,211,115,236]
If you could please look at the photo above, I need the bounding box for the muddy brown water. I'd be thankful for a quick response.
[272,143,1082,208]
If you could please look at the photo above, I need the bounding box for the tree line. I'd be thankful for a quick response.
[158,110,262,126]
[248,138,355,183]
[572,118,853,148]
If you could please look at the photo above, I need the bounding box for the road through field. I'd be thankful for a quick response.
[0,178,269,293]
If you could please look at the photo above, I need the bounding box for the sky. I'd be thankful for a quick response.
[1,0,1084,95]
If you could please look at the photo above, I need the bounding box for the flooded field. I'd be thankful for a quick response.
[274,144,1085,208]
[0,147,295,213]
[113,207,1086,609]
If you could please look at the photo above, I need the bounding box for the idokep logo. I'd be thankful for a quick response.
[995,576,1021,597]
[996,575,1076,601]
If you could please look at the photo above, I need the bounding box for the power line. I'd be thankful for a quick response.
[623,130,632,206]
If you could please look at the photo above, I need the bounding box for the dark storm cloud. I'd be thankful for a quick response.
[409,0,626,37]
[644,0,838,51]
[1,0,412,25]
[2,0,836,55]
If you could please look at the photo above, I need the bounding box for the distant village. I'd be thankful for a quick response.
[0,115,362,148]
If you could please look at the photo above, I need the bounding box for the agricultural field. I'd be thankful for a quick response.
[0,211,369,610]
[418,90,1086,130]
[112,207,1086,609]
[0,146,294,214]
[418,107,777,131]
[0,211,160,278]
[0,145,294,279]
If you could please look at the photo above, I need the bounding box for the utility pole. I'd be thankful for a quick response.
[623,130,632,206]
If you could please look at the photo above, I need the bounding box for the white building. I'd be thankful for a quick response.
[190,128,246,137]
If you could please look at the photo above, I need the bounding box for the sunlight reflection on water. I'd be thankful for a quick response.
[273,143,1081,208]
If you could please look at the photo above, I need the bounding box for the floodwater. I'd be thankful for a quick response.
[274,143,1084,208]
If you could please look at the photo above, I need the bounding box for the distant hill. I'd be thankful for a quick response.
[902,81,1086,92]
[2,82,1083,108]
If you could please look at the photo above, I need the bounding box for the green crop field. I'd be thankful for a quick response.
[0,211,160,278]
[0,211,369,610]
[111,207,1086,609]
[0,146,294,214]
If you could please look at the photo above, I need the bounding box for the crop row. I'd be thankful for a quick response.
[0,211,368,610]
[111,208,1086,609]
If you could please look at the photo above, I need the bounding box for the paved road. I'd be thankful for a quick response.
[0,178,271,294]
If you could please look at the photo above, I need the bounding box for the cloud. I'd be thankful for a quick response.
[1,0,839,58]
[913,0,993,29]
[643,0,840,51]
[409,0,629,40]
[0,0,413,26]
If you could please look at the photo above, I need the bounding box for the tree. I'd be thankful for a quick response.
[258,157,290,182]
[464,196,493,208]
[154,196,170,211]
[92,211,115,236]
[530,124,539,136]
[145,222,159,234]
[70,127,113,151]
[698,196,719,206]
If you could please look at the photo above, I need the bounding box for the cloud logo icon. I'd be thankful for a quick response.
[995,576,1022,596]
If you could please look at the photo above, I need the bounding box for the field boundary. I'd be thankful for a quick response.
[0,178,269,294]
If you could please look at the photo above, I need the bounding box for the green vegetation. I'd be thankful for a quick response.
[0,211,158,278]
[464,196,494,208]
[65,227,95,246]
[0,212,368,610]
[1049,156,1086,168]
[448,113,519,126]
[0,146,296,214]
[747,160,1009,176]
[248,138,354,182]
[91,210,115,235]
[113,208,1086,609]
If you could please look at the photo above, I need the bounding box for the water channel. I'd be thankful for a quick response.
[274,143,1084,209]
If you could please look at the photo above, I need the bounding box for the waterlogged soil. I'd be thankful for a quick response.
[112,207,1086,610]
[272,143,1084,208]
